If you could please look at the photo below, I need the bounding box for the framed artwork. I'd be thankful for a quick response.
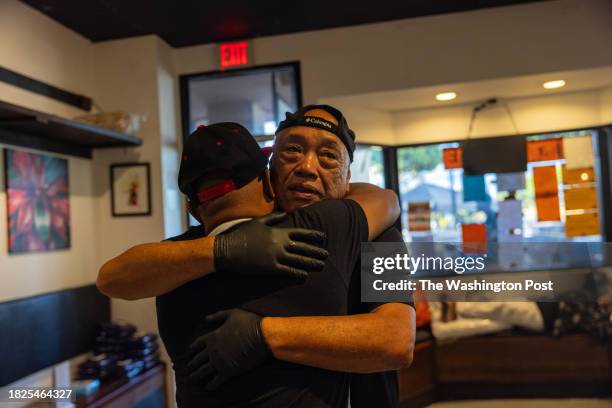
[4,148,71,253]
[110,163,151,216]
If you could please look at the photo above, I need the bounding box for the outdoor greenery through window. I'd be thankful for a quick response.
[350,145,386,188]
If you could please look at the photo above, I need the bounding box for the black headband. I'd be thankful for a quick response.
[276,105,356,161]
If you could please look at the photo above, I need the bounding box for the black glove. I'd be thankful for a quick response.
[187,309,269,390]
[214,212,328,279]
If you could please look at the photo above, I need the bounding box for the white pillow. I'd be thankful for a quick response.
[431,317,511,341]
[456,301,544,332]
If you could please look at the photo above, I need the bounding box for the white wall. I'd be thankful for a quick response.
[0,0,94,118]
[157,39,184,239]
[175,0,612,104]
[392,89,604,144]
[321,105,395,145]
[90,35,166,333]
[0,0,98,302]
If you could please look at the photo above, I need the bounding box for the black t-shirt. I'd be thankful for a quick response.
[347,226,414,408]
[156,199,368,408]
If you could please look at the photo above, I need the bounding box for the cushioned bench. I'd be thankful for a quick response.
[398,331,612,407]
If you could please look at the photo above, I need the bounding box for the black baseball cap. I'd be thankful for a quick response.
[275,104,356,161]
[178,122,269,203]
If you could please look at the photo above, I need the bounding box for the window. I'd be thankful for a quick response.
[397,130,603,243]
[182,63,301,138]
[350,145,386,188]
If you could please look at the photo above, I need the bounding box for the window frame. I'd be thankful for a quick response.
[179,61,303,141]
[390,126,612,242]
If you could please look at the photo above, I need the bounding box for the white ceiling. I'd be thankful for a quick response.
[321,66,612,112]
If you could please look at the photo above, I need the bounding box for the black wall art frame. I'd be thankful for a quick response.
[110,162,151,216]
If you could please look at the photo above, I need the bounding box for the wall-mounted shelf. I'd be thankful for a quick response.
[0,100,142,158]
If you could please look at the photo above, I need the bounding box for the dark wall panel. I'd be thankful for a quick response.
[0,284,110,386]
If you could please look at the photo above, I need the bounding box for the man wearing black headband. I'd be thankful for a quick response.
[206,105,415,408]
[167,121,403,407]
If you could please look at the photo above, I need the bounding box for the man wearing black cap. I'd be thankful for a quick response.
[187,105,414,407]
[99,121,408,407]
[161,122,404,407]
[99,106,414,406]
[269,105,415,408]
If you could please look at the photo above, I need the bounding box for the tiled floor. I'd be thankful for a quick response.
[427,399,612,408]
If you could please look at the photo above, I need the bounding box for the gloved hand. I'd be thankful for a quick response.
[214,212,327,279]
[187,309,269,390]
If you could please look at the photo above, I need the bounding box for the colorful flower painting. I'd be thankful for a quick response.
[4,149,70,253]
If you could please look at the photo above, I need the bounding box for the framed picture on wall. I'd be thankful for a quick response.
[4,148,71,253]
[110,163,151,216]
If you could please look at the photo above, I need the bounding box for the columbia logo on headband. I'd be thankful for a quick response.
[276,105,356,162]
[304,117,333,129]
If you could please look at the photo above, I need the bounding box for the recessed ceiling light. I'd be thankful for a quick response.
[436,92,457,101]
[543,80,566,90]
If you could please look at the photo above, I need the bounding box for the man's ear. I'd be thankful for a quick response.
[186,200,203,224]
[269,157,279,191]
[344,169,351,195]
[262,169,276,201]
[268,153,276,172]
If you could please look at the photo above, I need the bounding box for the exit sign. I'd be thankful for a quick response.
[219,41,250,70]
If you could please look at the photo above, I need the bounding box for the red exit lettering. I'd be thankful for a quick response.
[220,42,249,69]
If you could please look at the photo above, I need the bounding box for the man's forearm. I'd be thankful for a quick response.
[97,215,329,301]
[260,303,415,373]
[97,238,214,300]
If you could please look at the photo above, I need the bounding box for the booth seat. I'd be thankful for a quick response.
[398,329,612,407]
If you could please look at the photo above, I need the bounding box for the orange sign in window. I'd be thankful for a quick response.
[408,201,431,232]
[535,196,561,222]
[461,223,487,254]
[562,166,595,185]
[566,212,600,237]
[533,165,561,221]
[527,138,563,162]
[443,147,462,169]
[564,187,597,211]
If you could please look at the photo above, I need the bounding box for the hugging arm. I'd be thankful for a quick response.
[345,182,400,240]
[262,303,414,372]
[188,198,413,389]
[97,213,328,300]
[188,305,414,389]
